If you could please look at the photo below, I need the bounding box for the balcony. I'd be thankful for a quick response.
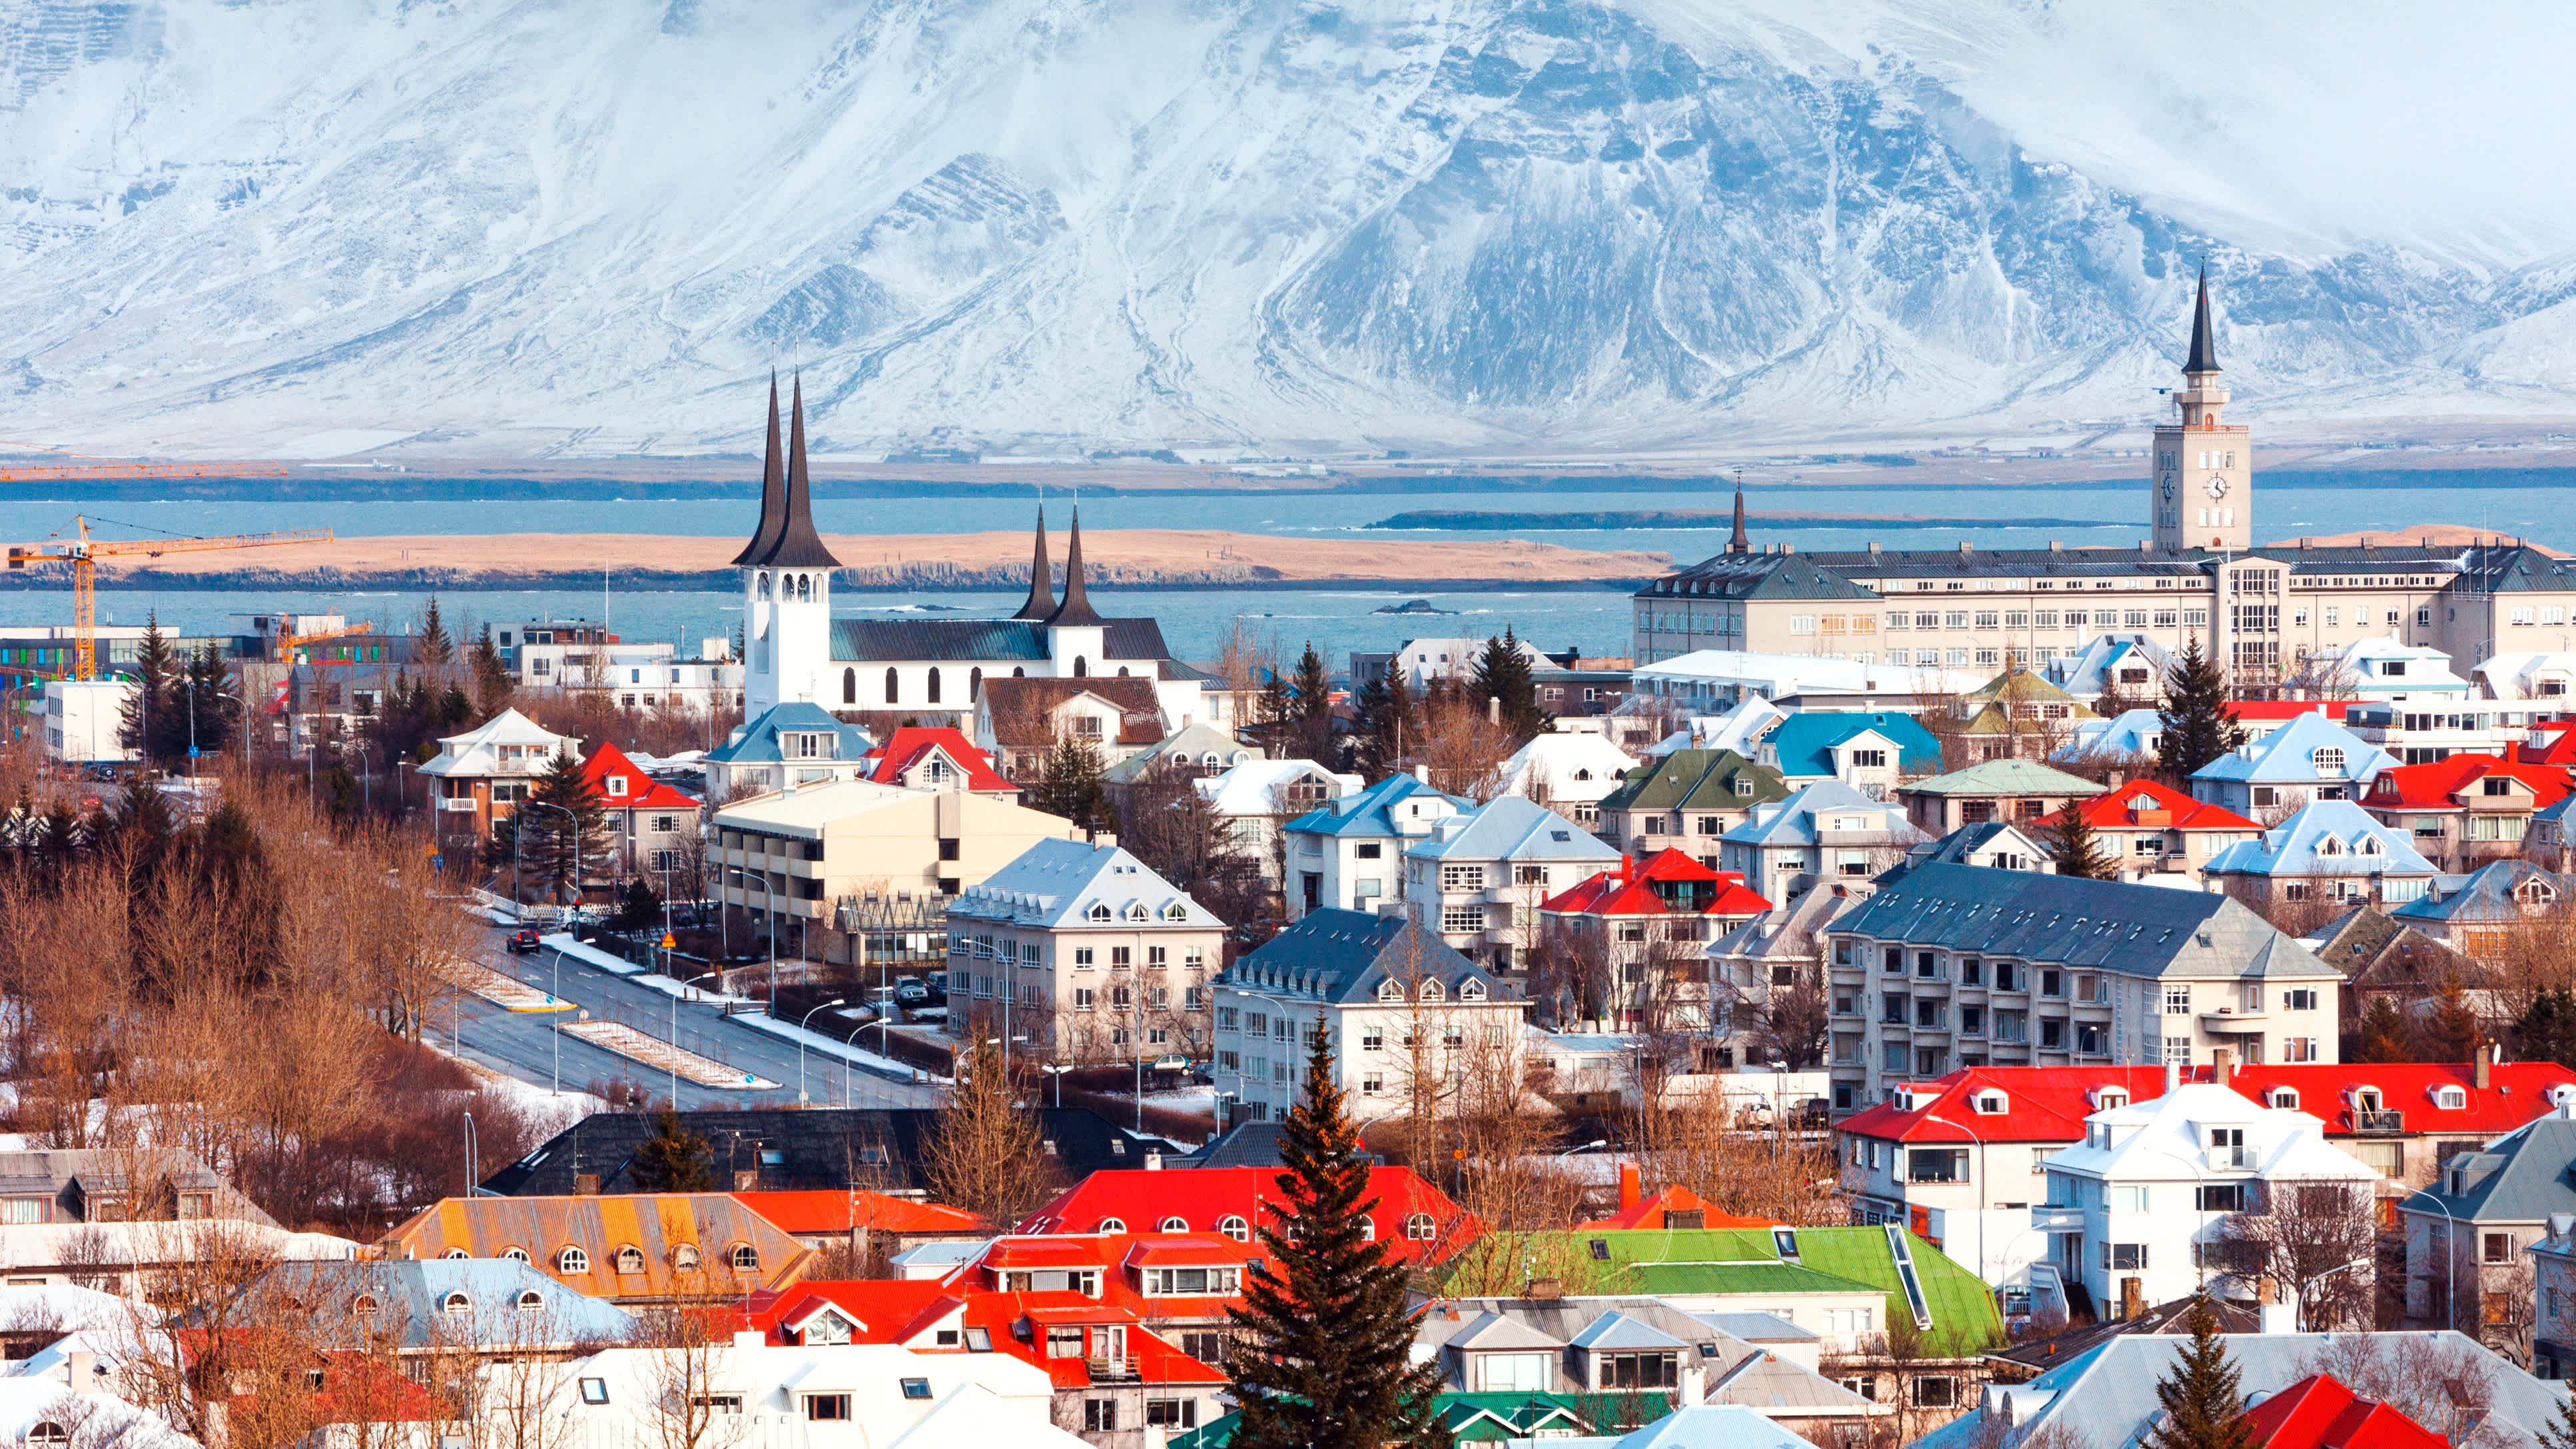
[2199,1008,2267,1031]
[2205,1146,2256,1171]
[2029,1205,2085,1232]
[2353,1108,2405,1134]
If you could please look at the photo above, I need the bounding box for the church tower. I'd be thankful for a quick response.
[736,376,843,716]
[2151,269,2251,551]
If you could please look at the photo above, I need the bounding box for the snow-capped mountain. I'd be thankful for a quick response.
[7,0,2576,460]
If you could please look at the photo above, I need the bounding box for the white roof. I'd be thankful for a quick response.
[1496,732,1638,805]
[559,1340,1078,1448]
[2474,651,2576,701]
[419,707,578,778]
[945,839,1223,930]
[2057,707,2165,762]
[2038,1083,2379,1184]
[0,1221,358,1272]
[1636,649,1985,697]
[0,1376,187,1448]
[707,778,927,838]
[2324,633,2471,698]
[1192,760,1361,816]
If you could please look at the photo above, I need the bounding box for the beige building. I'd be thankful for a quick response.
[940,838,1225,1063]
[705,780,1085,964]
[1635,279,2576,687]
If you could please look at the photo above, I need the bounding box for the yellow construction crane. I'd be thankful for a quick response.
[5,516,333,679]
[277,619,376,663]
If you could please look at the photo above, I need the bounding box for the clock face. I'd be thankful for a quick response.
[2203,475,2229,499]
[2160,474,2177,499]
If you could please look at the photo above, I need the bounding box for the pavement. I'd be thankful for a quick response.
[439,928,944,1111]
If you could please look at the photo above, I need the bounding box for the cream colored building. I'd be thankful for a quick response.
[1635,279,2576,687]
[705,780,1084,964]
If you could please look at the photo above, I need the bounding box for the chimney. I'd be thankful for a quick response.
[1145,1150,1163,1171]
[1525,1277,1564,1300]
[2164,1060,2181,1094]
[2257,1274,2297,1334]
[733,1168,759,1192]
[1618,1160,1641,1212]
[1488,695,1501,726]
[1781,543,1795,555]
[2477,1040,2493,1090]
[2212,1047,2233,1090]
[1959,541,1973,555]
[573,1172,601,1196]
[66,1350,95,1396]
[2049,541,2063,553]
[1868,541,1881,555]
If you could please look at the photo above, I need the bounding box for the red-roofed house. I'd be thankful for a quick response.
[577,740,704,879]
[731,1190,987,1261]
[2241,1373,2448,1449]
[1015,1166,1478,1266]
[1835,1053,2576,1295]
[2043,779,2262,883]
[2511,719,2576,770]
[861,726,1021,802]
[736,1275,1225,1447]
[1538,849,1771,1036]
[1578,1162,1779,1232]
[2360,753,2573,870]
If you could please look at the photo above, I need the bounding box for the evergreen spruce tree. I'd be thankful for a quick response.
[614,877,663,933]
[470,624,514,711]
[1255,667,1294,756]
[2353,996,2411,1064]
[2414,974,2481,1062]
[117,613,182,765]
[112,776,177,880]
[417,595,456,666]
[2539,1379,2576,1449]
[628,1108,715,1191]
[520,748,612,900]
[1290,643,1335,763]
[1032,734,1110,832]
[177,643,236,758]
[1227,1026,1447,1449]
[1348,670,1419,780]
[1472,627,1547,742]
[2145,1300,2250,1449]
[2043,806,2119,880]
[2518,986,2576,1070]
[2157,637,2243,784]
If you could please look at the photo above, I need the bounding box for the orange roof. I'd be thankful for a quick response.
[731,1190,985,1238]
[1578,1184,1777,1232]
[581,740,701,812]
[2243,1373,2447,1449]
[2364,754,2572,811]
[2061,778,2261,833]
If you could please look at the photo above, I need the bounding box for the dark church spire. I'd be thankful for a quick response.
[732,373,788,566]
[1727,469,1750,556]
[1045,507,1105,628]
[2185,265,2221,376]
[743,375,841,569]
[1012,507,1056,620]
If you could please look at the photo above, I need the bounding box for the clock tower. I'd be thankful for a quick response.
[2151,268,2251,551]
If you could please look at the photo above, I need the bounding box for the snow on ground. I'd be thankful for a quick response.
[729,1012,938,1085]
[556,1021,779,1091]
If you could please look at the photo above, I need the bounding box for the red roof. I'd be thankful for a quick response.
[2363,754,2572,811]
[2226,701,2359,723]
[741,1278,1222,1390]
[956,1234,1264,1322]
[731,1190,985,1237]
[1015,1166,1479,1264]
[1541,849,1771,919]
[2060,778,2261,834]
[1577,1184,1778,1232]
[1841,1062,2576,1144]
[579,740,699,810]
[863,727,1013,793]
[2511,719,2576,769]
[2243,1374,2447,1449]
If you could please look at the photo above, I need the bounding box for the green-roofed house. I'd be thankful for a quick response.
[1952,665,2097,764]
[1595,750,1790,858]
[1535,1224,2005,1419]
[1169,1390,1651,1448]
[1894,760,2107,836]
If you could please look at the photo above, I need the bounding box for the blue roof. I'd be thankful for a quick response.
[1761,711,1942,778]
[1228,909,1520,1006]
[703,702,874,765]
[1721,779,1919,848]
[2203,800,2438,879]
[2391,860,2574,926]
[251,1260,637,1348]
[1285,773,1467,840]
[1403,796,1619,863]
[2189,711,2394,784]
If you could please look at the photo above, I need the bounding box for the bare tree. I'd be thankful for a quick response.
[919,1038,1058,1227]
[2297,1335,2501,1449]
[2218,1179,2377,1330]
[631,1308,746,1449]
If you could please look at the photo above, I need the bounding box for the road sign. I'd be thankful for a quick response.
[431,854,445,870]
[187,746,199,758]
[661,933,677,949]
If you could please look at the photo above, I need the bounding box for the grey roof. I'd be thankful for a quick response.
[1403,796,1618,864]
[1709,880,1852,964]
[1637,551,1880,602]
[1415,1297,1875,1422]
[1919,1332,2562,1449]
[703,701,873,766]
[2185,266,2221,374]
[1447,1311,1566,1352]
[1284,774,1467,840]
[1827,862,2335,980]
[944,838,1224,930]
[1891,822,2049,876]
[1227,910,1521,1007]
[1569,1310,1692,1351]
[829,617,1175,664]
[2392,860,2575,927]
[1101,723,1261,785]
[251,1259,637,1348]
[481,1108,1160,1196]
[1721,780,1922,849]
[1178,1122,1295,1170]
[1691,1311,1818,1344]
[2401,1112,2576,1225]
[0,1149,275,1228]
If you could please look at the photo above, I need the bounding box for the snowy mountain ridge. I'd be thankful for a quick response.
[7,0,2576,459]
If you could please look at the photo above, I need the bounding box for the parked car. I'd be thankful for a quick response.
[505,929,541,954]
[893,977,931,1006]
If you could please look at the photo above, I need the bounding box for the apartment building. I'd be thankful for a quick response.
[939,839,1225,1064]
[1822,864,2343,1113]
[2399,1109,2576,1357]
[419,707,581,852]
[2201,800,2440,911]
[1279,774,1469,921]
[1534,849,1771,1036]
[2358,754,2571,871]
[1402,796,1619,970]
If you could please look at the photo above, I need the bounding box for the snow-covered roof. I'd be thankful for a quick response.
[419,707,579,778]
[1192,760,1361,816]
[2039,1084,2378,1184]
[1635,649,1984,697]
[2043,633,2177,701]
[1721,780,1921,849]
[1495,732,1638,805]
[2203,800,2439,882]
[2057,707,2166,762]
[1403,796,1619,864]
[945,838,1223,931]
[2323,633,2471,699]
[2473,651,2576,701]
[2189,711,2395,785]
[1282,773,1468,840]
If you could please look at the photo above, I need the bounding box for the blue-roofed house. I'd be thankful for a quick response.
[1755,711,1943,794]
[1281,774,1471,922]
[2389,858,2576,953]
[247,1258,639,1356]
[2202,800,2438,910]
[1717,781,1929,905]
[2044,633,2179,705]
[1213,908,1525,1123]
[1403,798,1619,968]
[703,701,876,800]
[2057,707,2167,766]
[2188,711,2397,817]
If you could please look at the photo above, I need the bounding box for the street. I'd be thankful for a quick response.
[440,930,943,1111]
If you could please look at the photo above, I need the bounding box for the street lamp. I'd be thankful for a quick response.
[844,1017,888,1109]
[670,971,722,1106]
[1041,1063,1076,1108]
[1555,1138,1609,1158]
[1220,982,1300,1131]
[797,998,846,1104]
[740,870,783,1008]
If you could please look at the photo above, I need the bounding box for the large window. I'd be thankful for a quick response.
[1478,1352,1553,1393]
[1905,1148,1968,1184]
[1595,1352,1679,1390]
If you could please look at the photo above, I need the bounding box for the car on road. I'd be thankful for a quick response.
[505,929,542,954]
[893,977,931,1006]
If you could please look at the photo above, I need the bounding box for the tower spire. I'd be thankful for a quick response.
[2185,265,2221,376]
[753,373,842,568]
[732,372,788,566]
[1012,506,1056,620]
[1045,507,1105,628]
[1727,467,1750,556]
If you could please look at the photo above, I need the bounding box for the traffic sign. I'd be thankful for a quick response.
[661,933,677,949]
[187,746,199,758]
[431,854,445,870]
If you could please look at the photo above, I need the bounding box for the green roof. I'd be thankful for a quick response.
[1597,750,1787,816]
[1618,1260,1880,1296]
[1899,759,2108,798]
[1534,1226,2004,1358]
[1171,1391,1661,1449]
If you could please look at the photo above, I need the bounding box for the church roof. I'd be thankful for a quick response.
[1012,509,1055,621]
[2185,265,2221,375]
[735,377,841,570]
[1045,510,1105,628]
[829,617,1177,665]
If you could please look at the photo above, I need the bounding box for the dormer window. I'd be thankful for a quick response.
[2356,836,2382,857]
[1972,1091,2007,1116]
[606,776,629,798]
[1089,904,1113,923]
[1126,904,1151,922]
[1377,980,1405,1003]
[1418,980,1444,1003]
[2313,748,2345,776]
[2267,1088,2300,1111]
[2093,1088,2129,1110]
[1460,979,1487,1002]
[2435,1086,2468,1110]
[2319,836,2343,857]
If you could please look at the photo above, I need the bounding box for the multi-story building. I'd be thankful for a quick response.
[576,740,703,880]
[1897,760,2104,836]
[1633,281,2576,685]
[2189,711,2397,817]
[2527,1214,2576,1379]
[1592,749,1789,860]
[2034,1083,2378,1325]
[975,676,1169,780]
[859,726,1021,802]
[2357,754,2570,871]
[1822,864,2343,1112]
[703,703,879,800]
[419,707,581,854]
[1192,760,1361,880]
[939,839,1225,1064]
[1715,780,1927,906]
[1533,849,1770,1034]
[1755,710,1944,793]
[2400,1107,2576,1360]
[1279,774,1469,921]
[2039,779,2263,884]
[2201,800,2440,911]
[1209,910,1528,1124]
[494,619,745,713]
[2391,860,2576,953]
[1401,796,1619,970]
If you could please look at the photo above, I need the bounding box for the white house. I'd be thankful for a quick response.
[1717,780,1927,905]
[1402,797,1620,970]
[1279,774,1469,921]
[2033,1082,2378,1324]
[2057,707,2167,766]
[2315,635,2473,702]
[41,679,135,766]
[1381,635,1547,689]
[2044,635,2177,706]
[1193,760,1362,878]
[1212,910,1528,1125]
[419,707,583,855]
[2475,651,2576,703]
[2188,712,2398,818]
[1495,732,1639,826]
[547,1334,1088,1449]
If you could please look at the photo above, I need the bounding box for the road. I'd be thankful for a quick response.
[439,929,943,1111]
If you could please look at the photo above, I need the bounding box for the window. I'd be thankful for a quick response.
[2198,1184,2247,1212]
[557,1246,589,1274]
[613,1245,645,1274]
[579,1379,610,1406]
[2102,1242,2147,1270]
[729,1244,759,1272]
[2284,1037,2320,1063]
[2162,986,2190,1015]
[1441,906,1483,934]
[2437,1086,2468,1110]
[2485,1232,2514,1264]
[1406,1212,1437,1240]
[1906,1148,1967,1184]
[805,1393,853,1420]
[2284,988,2319,1011]
[1086,1401,1119,1434]
[1147,1400,1198,1430]
[1218,1215,1250,1242]
[1597,1352,1679,1390]
[441,1291,471,1317]
[2111,1185,2149,1213]
[1914,1377,1958,1408]
[1361,1072,1384,1096]
[1159,1216,1189,1233]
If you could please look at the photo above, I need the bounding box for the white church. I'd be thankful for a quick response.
[707,377,1213,792]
